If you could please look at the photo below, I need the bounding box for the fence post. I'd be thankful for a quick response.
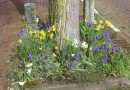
[85,0,95,24]
[24,3,37,30]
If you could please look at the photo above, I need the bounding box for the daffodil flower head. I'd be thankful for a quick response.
[17,81,26,86]
[39,31,46,39]
[101,25,105,29]
[93,20,97,25]
[95,25,102,31]
[29,31,33,35]
[18,39,23,44]
[97,25,102,28]
[71,54,75,57]
[33,30,39,37]
[27,68,32,74]
[90,47,92,51]
[36,17,39,23]
[73,39,78,47]
[26,63,33,68]
[34,30,37,34]
[105,20,111,26]
[39,36,43,40]
[52,53,56,57]
[48,29,51,33]
[81,41,88,48]
[40,31,45,35]
[39,47,42,51]
[54,45,58,50]
[99,20,103,24]
[50,33,54,39]
[52,25,56,31]
[85,19,87,22]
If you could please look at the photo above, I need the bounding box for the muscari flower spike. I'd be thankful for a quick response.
[99,44,105,50]
[113,44,120,52]
[65,51,82,69]
[50,63,56,68]
[102,56,108,64]
[37,53,44,64]
[87,20,93,27]
[29,52,33,61]
[96,35,102,40]
[92,46,98,53]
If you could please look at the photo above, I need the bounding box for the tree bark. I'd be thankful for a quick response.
[48,0,80,42]
[84,0,95,23]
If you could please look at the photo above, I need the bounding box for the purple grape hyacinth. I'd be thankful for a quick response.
[18,28,27,39]
[113,44,120,52]
[29,51,33,61]
[102,56,108,64]
[50,63,56,68]
[37,53,44,64]
[87,19,93,27]
[92,46,98,53]
[99,44,105,51]
[65,50,82,69]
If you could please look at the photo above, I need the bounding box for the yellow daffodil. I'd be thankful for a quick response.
[93,20,97,25]
[43,35,46,39]
[39,31,46,39]
[54,45,58,50]
[29,31,33,35]
[85,19,87,22]
[101,25,105,29]
[48,29,51,33]
[52,25,56,32]
[18,39,23,44]
[33,30,39,37]
[105,20,111,26]
[40,31,45,35]
[34,30,37,34]
[39,47,42,51]
[39,36,43,40]
[95,27,100,31]
[39,35,46,40]
[95,25,102,31]
[50,33,54,39]
[99,20,103,24]
[52,53,56,57]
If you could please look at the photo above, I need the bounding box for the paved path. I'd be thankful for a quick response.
[95,0,130,43]
[0,0,48,89]
[0,0,22,89]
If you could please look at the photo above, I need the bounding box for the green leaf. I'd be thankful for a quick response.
[75,68,86,72]
[82,60,94,66]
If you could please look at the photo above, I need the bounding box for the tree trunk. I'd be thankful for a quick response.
[48,0,80,43]
[84,0,95,23]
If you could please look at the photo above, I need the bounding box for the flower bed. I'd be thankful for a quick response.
[12,18,130,89]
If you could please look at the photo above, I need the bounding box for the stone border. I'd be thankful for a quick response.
[25,77,130,90]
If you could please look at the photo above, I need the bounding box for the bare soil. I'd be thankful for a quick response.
[0,0,48,89]
[0,1,20,90]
